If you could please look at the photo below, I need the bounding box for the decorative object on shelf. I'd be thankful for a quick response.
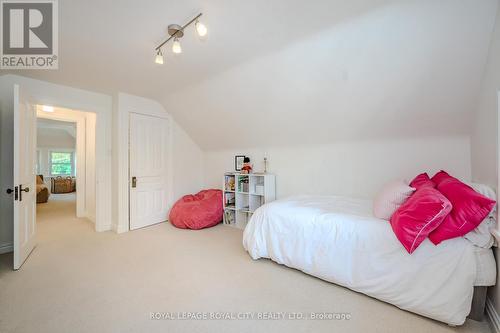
[225,192,235,207]
[235,155,245,171]
[154,13,207,64]
[241,157,253,174]
[263,157,268,173]
[224,175,235,191]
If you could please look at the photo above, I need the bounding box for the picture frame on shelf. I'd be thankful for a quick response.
[235,155,245,171]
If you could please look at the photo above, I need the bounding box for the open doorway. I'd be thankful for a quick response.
[35,105,97,232]
[36,118,77,212]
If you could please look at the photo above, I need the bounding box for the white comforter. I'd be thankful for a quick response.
[243,195,477,325]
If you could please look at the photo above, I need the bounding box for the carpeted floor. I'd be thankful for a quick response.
[0,196,493,333]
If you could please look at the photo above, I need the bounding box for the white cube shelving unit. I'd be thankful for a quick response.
[222,172,276,229]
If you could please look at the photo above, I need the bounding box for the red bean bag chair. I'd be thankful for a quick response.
[169,189,223,230]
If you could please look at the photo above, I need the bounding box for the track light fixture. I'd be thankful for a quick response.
[195,20,207,37]
[154,13,207,64]
[155,49,164,64]
[172,37,182,54]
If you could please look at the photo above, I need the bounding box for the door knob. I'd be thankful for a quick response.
[19,185,29,201]
[7,186,18,200]
[131,177,137,188]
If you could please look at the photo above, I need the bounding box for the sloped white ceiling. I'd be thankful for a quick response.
[4,0,498,150]
[37,119,76,148]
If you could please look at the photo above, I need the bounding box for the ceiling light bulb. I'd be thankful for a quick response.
[195,20,207,37]
[155,49,164,64]
[172,38,182,54]
[42,105,54,112]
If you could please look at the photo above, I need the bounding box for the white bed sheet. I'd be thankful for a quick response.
[474,246,496,286]
[243,195,489,325]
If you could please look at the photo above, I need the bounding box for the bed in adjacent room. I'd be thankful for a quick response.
[243,193,496,326]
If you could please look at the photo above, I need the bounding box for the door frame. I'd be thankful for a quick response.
[36,109,87,219]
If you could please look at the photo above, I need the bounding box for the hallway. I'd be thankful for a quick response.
[35,192,90,241]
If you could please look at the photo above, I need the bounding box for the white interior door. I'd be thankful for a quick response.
[13,84,37,270]
[129,113,169,230]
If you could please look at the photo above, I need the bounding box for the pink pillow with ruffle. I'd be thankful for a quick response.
[410,173,436,190]
[428,171,496,245]
[390,187,452,254]
[373,180,415,220]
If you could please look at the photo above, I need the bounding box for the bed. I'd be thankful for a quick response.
[242,195,496,326]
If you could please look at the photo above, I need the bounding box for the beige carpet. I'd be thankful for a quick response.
[0,197,493,333]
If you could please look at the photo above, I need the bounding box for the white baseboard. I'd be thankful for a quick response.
[85,213,96,224]
[95,223,112,232]
[486,297,500,333]
[0,242,13,254]
[112,223,129,234]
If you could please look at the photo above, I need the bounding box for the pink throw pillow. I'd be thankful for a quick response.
[428,171,496,245]
[373,180,415,220]
[430,170,449,186]
[390,187,452,254]
[410,173,436,189]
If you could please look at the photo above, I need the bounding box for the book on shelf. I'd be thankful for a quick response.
[238,176,249,192]
[224,174,236,191]
[224,210,235,224]
[224,192,235,206]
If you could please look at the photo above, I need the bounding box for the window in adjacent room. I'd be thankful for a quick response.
[50,151,74,176]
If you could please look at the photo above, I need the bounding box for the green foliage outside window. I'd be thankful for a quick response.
[51,152,72,175]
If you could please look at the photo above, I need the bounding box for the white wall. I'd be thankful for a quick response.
[172,120,205,199]
[470,4,500,318]
[204,136,472,200]
[37,128,75,149]
[471,10,500,189]
[85,113,97,222]
[113,93,204,233]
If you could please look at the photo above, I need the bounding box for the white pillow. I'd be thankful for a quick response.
[464,182,497,248]
[373,180,415,220]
